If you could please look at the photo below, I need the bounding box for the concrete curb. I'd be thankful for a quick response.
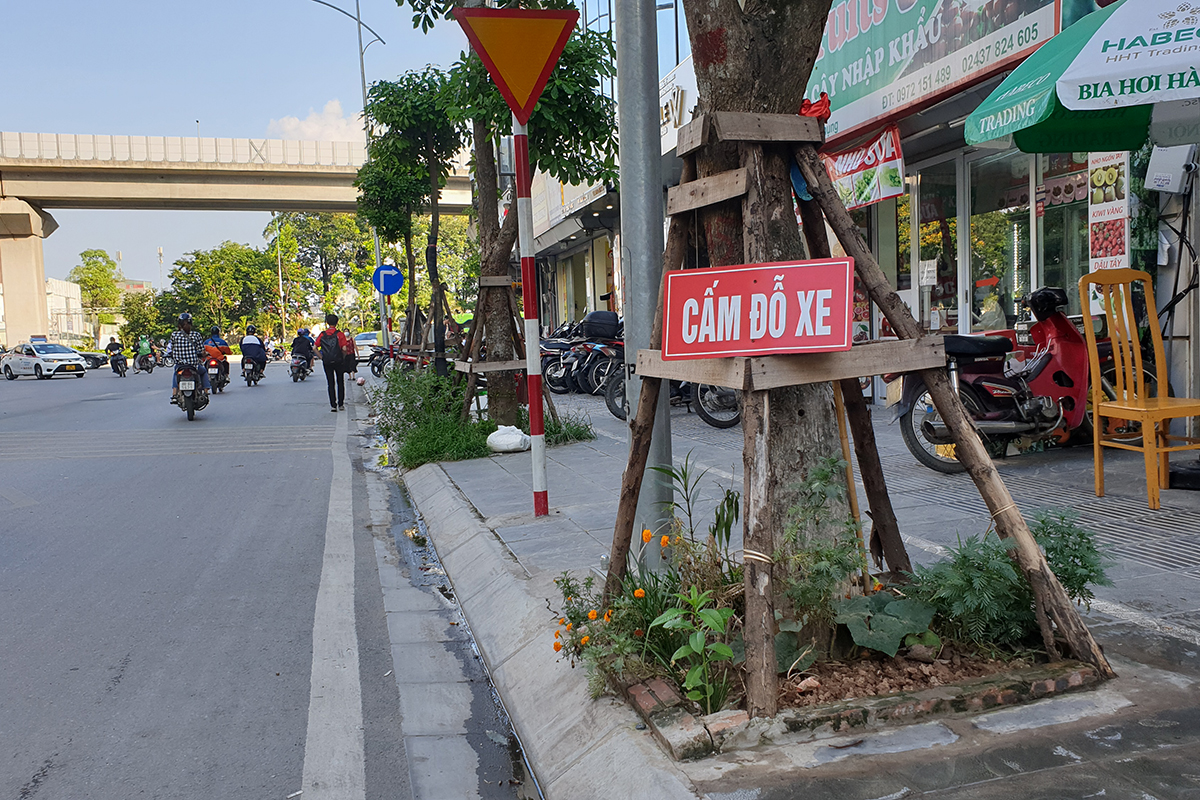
[402,463,702,800]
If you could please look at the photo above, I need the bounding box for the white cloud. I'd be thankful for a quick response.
[266,99,365,143]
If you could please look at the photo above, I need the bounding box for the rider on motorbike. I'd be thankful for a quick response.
[202,326,233,383]
[169,313,211,403]
[104,337,125,373]
[240,325,269,373]
[291,328,315,369]
[134,335,155,373]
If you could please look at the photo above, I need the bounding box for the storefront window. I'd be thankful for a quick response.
[1039,152,1090,315]
[968,152,1031,331]
[915,161,958,332]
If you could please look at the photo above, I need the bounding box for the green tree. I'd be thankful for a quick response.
[118,291,169,345]
[68,249,123,343]
[159,241,275,334]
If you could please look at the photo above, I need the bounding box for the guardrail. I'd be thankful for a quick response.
[0,132,366,167]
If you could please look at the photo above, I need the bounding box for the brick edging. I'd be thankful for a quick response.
[624,660,1101,760]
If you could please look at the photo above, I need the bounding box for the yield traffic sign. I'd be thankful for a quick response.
[452,8,578,125]
[372,264,404,296]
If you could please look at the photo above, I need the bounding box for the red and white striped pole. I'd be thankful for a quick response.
[513,114,548,516]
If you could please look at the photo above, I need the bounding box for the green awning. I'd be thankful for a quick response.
[965,0,1150,153]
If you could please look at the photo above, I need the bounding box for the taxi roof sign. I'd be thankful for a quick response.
[452,8,578,125]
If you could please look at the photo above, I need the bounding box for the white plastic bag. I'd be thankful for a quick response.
[487,425,531,453]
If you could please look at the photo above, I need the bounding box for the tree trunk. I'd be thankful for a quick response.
[404,217,417,343]
[473,118,521,425]
[681,0,839,718]
[793,144,1114,678]
[427,136,448,377]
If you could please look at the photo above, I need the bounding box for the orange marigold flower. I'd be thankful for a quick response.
[566,622,572,631]
[554,630,561,639]
[642,528,652,543]
[604,609,612,622]
[660,535,670,548]
[634,588,645,599]
[559,617,566,625]
[588,609,598,621]
[553,641,563,652]
[580,635,590,646]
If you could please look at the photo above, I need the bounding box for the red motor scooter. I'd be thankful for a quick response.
[891,286,1094,474]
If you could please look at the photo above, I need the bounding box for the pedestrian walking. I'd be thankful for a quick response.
[314,313,356,412]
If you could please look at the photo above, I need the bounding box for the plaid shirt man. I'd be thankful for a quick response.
[169,328,207,366]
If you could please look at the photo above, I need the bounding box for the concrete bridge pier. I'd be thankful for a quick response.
[0,197,56,347]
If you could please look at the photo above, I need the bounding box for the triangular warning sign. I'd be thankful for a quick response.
[453,8,578,126]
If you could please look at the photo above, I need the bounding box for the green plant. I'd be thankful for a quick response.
[519,407,596,447]
[908,533,1034,646]
[649,453,709,542]
[780,531,865,632]
[1032,510,1113,608]
[648,587,735,714]
[833,593,936,658]
[374,365,497,468]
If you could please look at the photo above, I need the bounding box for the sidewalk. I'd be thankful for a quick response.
[399,392,1200,798]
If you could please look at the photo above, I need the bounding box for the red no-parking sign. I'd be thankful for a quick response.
[662,259,854,360]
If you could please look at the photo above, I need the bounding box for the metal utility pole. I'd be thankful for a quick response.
[274,213,286,340]
[615,0,671,563]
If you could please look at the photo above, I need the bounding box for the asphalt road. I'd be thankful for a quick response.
[0,362,410,799]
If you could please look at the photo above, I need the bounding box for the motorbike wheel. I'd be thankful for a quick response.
[693,384,741,428]
[1077,364,1170,447]
[543,358,573,395]
[587,357,620,397]
[371,359,385,378]
[184,394,195,421]
[573,359,598,395]
[899,385,994,474]
[162,356,175,368]
[603,369,627,421]
[292,374,299,383]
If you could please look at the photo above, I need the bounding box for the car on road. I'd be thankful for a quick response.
[2,342,89,379]
[78,351,108,370]
[353,331,382,364]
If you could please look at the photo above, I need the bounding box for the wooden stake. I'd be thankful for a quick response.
[794,143,1113,677]
[604,158,696,600]
[833,382,872,593]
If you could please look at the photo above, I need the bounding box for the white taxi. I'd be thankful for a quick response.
[2,342,89,379]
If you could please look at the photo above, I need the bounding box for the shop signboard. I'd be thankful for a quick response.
[662,259,854,360]
[806,0,1060,143]
[822,124,906,210]
[1086,150,1130,272]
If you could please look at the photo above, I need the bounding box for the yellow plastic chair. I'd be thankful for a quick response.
[1079,269,1200,509]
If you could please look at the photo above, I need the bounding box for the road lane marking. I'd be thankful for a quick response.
[300,410,366,799]
[0,486,38,508]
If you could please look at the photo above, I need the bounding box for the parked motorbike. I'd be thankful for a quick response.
[290,354,312,382]
[889,286,1160,474]
[242,358,265,387]
[109,351,128,378]
[207,355,230,393]
[173,364,209,421]
[368,346,390,378]
[603,370,742,428]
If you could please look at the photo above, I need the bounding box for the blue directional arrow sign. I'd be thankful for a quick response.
[372,264,405,296]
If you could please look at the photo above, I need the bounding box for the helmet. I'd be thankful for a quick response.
[299,328,309,336]
[210,326,220,336]
[178,312,192,323]
[247,325,257,334]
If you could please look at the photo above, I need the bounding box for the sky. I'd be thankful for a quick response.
[5,0,465,286]
[7,0,689,288]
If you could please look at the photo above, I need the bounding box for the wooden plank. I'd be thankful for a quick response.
[675,115,709,157]
[666,168,748,216]
[636,349,750,389]
[636,337,944,391]
[711,112,824,145]
[453,359,528,374]
[742,338,945,390]
[478,275,511,287]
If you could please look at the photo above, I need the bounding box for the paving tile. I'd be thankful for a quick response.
[385,610,468,644]
[391,640,486,684]
[396,681,473,736]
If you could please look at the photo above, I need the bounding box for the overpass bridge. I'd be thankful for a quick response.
[0,132,472,344]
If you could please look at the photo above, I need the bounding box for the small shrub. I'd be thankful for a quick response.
[543,409,596,446]
[1033,510,1113,608]
[833,593,936,658]
[373,366,497,469]
[397,415,496,469]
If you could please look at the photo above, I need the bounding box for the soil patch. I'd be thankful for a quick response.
[779,651,1032,708]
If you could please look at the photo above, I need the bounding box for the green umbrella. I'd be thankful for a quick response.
[966,0,1199,152]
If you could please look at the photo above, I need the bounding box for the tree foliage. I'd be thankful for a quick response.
[157,241,276,334]
[68,249,123,312]
[118,291,170,345]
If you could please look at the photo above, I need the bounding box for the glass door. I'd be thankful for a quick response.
[966,151,1033,332]
[911,158,960,333]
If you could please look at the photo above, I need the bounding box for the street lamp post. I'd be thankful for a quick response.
[308,0,388,337]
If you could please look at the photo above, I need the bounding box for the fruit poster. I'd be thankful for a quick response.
[1087,151,1129,272]
[822,125,905,211]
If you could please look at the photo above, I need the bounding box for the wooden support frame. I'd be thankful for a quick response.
[454,358,528,374]
[478,275,512,287]
[636,338,945,391]
[675,112,824,157]
[666,168,748,216]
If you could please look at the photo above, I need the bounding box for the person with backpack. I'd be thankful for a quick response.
[314,313,356,411]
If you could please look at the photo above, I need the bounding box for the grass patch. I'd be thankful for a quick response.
[545,410,596,446]
[373,366,497,469]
